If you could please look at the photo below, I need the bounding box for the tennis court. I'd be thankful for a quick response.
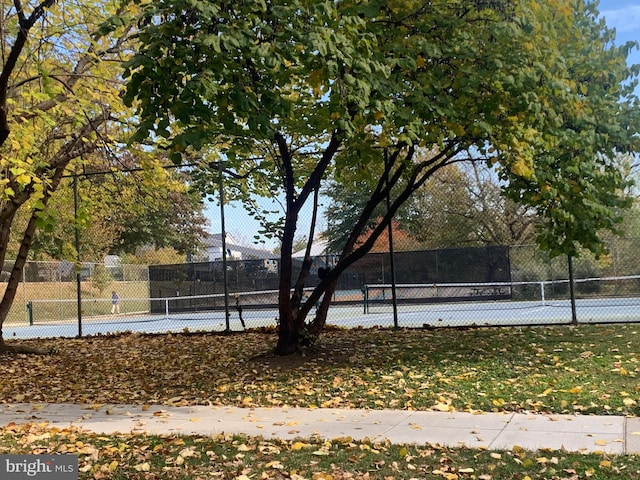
[4,293,640,340]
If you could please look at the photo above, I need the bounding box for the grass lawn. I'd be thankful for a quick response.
[2,323,640,478]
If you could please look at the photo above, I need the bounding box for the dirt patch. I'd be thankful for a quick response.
[249,331,361,370]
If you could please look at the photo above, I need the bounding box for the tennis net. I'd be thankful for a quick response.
[26,289,285,325]
[363,275,640,313]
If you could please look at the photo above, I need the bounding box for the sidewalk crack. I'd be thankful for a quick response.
[487,412,515,450]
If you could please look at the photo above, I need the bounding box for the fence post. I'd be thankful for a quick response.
[568,255,578,325]
[362,286,368,314]
[27,301,33,326]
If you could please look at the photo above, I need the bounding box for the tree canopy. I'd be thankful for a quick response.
[26,157,209,262]
[0,0,135,349]
[0,0,209,351]
[123,0,639,354]
[324,161,540,251]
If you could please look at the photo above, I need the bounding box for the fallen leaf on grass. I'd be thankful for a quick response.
[134,462,150,472]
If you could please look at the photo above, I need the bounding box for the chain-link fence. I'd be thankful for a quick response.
[1,261,149,327]
[3,236,639,338]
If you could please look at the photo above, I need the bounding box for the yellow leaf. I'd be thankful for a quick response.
[509,157,533,178]
[312,474,334,480]
[291,441,307,451]
[492,398,505,407]
[309,69,324,96]
[433,402,452,412]
[433,472,458,480]
[600,460,612,468]
[594,439,608,446]
[179,447,196,458]
[332,436,352,444]
[134,462,150,472]
[568,386,583,394]
[108,461,119,472]
[459,467,474,473]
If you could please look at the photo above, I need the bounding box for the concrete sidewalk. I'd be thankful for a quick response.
[2,403,640,454]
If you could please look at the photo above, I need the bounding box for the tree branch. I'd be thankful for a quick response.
[0,109,111,225]
[0,0,58,146]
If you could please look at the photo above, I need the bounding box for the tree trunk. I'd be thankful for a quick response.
[275,320,302,355]
[0,209,51,354]
[308,278,338,337]
[275,211,303,355]
[273,132,341,355]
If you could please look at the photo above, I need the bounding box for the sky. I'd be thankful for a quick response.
[599,1,640,67]
[204,1,640,251]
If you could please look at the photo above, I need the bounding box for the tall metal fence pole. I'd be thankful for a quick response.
[568,255,578,325]
[218,161,231,332]
[384,148,399,329]
[74,174,83,337]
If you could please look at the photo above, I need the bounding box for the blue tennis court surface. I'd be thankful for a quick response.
[4,297,640,339]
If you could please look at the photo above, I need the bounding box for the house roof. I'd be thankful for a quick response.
[292,238,330,258]
[202,233,275,260]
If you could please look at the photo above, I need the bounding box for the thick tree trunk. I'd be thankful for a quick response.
[275,321,302,356]
[308,279,338,337]
[275,213,304,355]
[0,161,68,353]
[0,204,50,355]
[273,132,341,355]
[0,211,42,337]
